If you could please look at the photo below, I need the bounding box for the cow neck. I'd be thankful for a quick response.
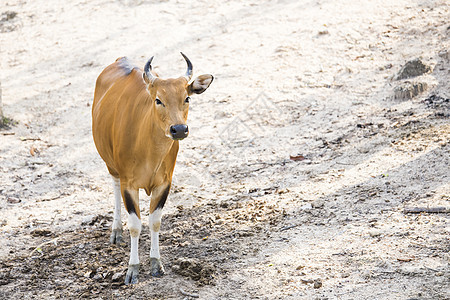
[142,101,174,160]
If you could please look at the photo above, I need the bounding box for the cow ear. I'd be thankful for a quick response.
[188,74,213,95]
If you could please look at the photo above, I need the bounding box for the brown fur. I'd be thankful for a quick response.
[92,58,187,215]
[92,56,213,217]
[92,55,213,284]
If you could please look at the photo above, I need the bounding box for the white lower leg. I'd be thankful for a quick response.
[149,209,162,259]
[128,213,142,265]
[112,177,122,231]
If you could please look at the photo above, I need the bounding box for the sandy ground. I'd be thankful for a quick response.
[0,0,449,299]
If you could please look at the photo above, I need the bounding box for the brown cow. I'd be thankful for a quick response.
[92,53,213,284]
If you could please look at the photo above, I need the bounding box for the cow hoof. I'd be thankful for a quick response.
[150,258,165,277]
[125,264,139,285]
[110,229,123,244]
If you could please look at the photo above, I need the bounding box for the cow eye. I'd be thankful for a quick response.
[185,97,190,104]
[155,98,163,105]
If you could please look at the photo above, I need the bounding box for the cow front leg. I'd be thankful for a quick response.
[149,184,170,277]
[121,187,142,285]
[110,176,123,244]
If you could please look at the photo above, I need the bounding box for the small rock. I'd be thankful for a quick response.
[111,272,123,282]
[396,58,431,80]
[4,11,17,21]
[93,274,103,281]
[394,81,428,100]
[84,271,92,278]
[81,215,98,226]
[369,229,382,237]
[7,197,21,204]
[179,241,190,247]
[312,200,325,209]
[300,203,312,210]
[313,279,322,289]
[438,50,448,60]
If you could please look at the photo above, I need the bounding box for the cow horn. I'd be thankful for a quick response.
[181,52,193,82]
[144,56,156,83]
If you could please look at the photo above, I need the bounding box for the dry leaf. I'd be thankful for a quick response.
[30,145,40,156]
[397,257,413,262]
[7,197,21,204]
[290,155,305,161]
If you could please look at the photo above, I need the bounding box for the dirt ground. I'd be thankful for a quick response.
[0,0,449,299]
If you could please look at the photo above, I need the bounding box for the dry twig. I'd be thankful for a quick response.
[179,287,199,298]
[280,224,300,231]
[29,237,59,257]
[20,137,41,141]
[403,207,449,214]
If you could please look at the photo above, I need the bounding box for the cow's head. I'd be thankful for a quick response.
[143,53,213,141]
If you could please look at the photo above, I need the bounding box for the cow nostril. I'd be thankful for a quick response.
[170,125,188,139]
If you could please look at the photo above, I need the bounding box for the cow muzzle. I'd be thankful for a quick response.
[170,124,189,140]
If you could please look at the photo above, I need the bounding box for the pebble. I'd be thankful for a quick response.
[300,203,312,210]
[393,81,428,100]
[7,197,21,204]
[93,274,103,281]
[438,50,448,59]
[313,279,322,289]
[312,200,325,209]
[111,272,123,282]
[81,215,96,225]
[396,58,431,80]
[369,229,382,237]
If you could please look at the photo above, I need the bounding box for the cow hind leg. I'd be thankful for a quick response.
[149,184,170,277]
[122,187,142,285]
[110,176,123,244]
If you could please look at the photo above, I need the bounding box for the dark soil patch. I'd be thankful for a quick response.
[0,196,286,299]
[172,258,216,285]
